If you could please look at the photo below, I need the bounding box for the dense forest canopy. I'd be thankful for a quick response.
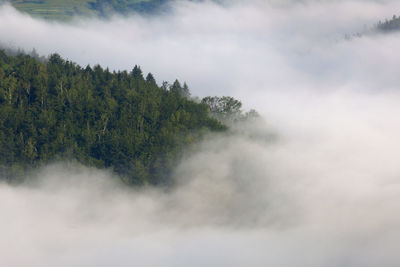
[0,50,245,185]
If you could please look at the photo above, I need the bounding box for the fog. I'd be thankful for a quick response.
[1,0,400,266]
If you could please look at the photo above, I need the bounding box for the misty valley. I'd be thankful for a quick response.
[1,0,400,266]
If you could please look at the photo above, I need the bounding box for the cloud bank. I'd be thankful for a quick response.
[1,0,400,266]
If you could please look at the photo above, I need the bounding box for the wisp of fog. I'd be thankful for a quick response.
[1,0,400,266]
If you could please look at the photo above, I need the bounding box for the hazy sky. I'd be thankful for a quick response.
[1,0,400,266]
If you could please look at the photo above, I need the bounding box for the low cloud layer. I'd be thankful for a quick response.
[1,110,400,266]
[1,0,400,266]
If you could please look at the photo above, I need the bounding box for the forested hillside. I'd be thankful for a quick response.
[0,51,227,185]
[344,14,400,40]
[8,0,173,19]
[377,15,400,32]
[89,0,170,16]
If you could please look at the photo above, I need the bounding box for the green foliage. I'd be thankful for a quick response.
[10,0,96,20]
[201,96,244,123]
[201,96,260,124]
[0,50,226,185]
[170,80,190,99]
[9,0,170,20]
[88,0,169,16]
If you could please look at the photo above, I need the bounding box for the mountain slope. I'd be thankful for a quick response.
[0,50,226,185]
[8,0,169,20]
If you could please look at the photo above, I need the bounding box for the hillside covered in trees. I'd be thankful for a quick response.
[346,14,400,39]
[377,15,400,32]
[89,0,170,16]
[0,50,233,185]
[8,0,180,20]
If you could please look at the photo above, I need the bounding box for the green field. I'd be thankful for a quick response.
[9,0,159,20]
[10,0,95,20]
